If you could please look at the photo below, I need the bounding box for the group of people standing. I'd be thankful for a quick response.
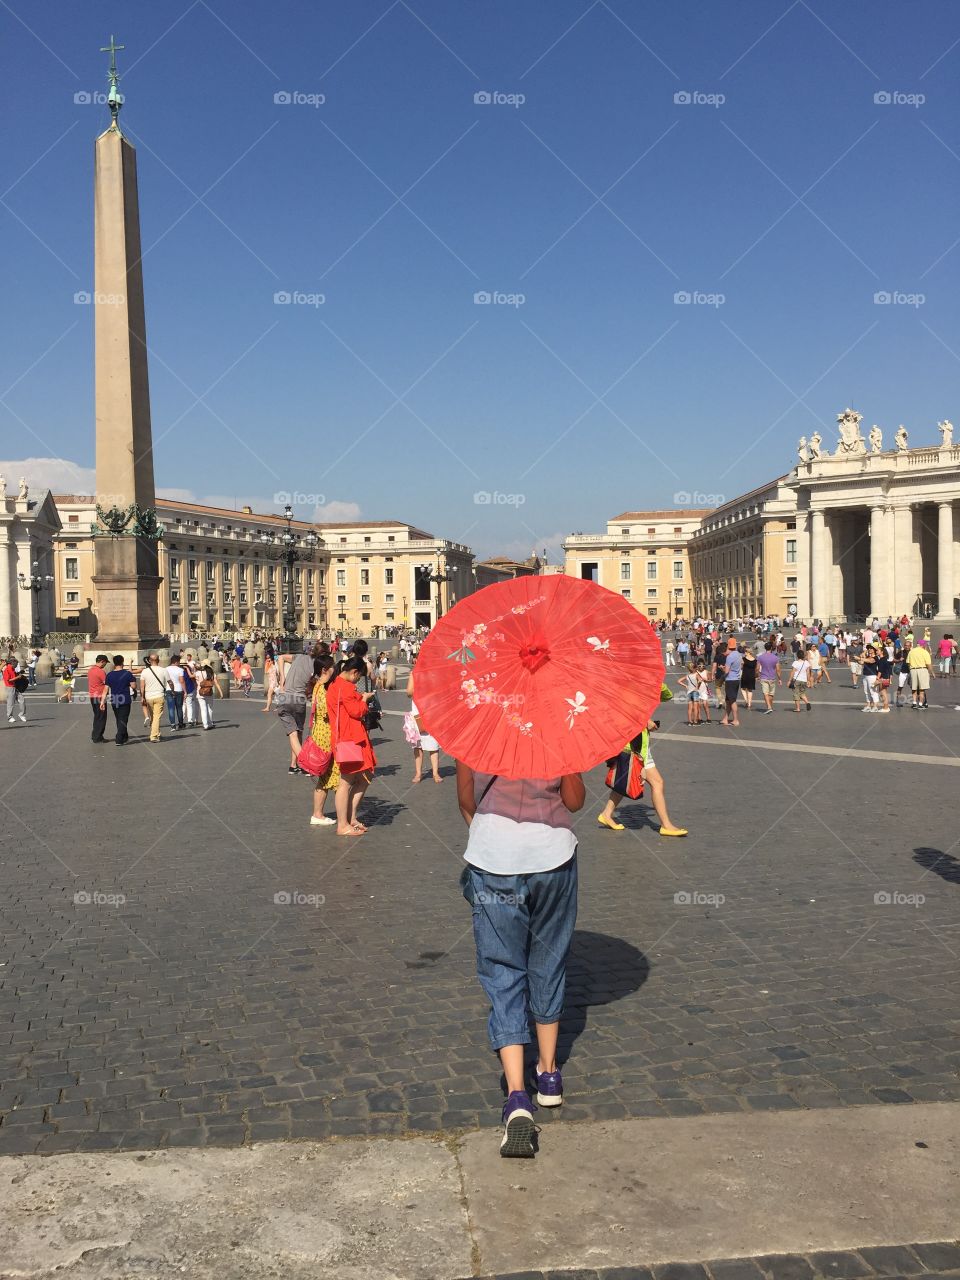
[274,640,378,836]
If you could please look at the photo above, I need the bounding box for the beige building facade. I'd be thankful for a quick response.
[564,510,709,618]
[0,482,61,642]
[52,497,475,639]
[789,412,960,623]
[688,477,799,620]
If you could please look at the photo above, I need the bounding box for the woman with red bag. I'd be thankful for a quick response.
[307,658,339,827]
[326,657,377,836]
[597,719,687,837]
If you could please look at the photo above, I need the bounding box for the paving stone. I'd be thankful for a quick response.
[909,1245,960,1272]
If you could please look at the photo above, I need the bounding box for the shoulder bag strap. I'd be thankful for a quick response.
[476,775,498,809]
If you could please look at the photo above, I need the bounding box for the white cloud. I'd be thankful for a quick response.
[156,487,198,504]
[314,500,361,522]
[0,457,95,496]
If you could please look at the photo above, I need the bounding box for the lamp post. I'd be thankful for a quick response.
[259,504,320,650]
[426,556,453,624]
[714,584,725,621]
[674,586,682,618]
[17,561,54,642]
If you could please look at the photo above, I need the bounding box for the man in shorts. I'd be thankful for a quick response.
[277,645,318,773]
[907,642,933,709]
[756,641,781,714]
[720,638,742,727]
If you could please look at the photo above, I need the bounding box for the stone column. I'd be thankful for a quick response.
[795,512,811,621]
[892,504,915,617]
[937,501,956,620]
[810,510,827,621]
[0,527,14,639]
[870,505,888,620]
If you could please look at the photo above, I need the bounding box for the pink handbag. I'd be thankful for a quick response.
[334,686,364,764]
[297,696,332,776]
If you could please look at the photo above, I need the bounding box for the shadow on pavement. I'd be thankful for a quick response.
[913,846,960,886]
[559,929,650,1064]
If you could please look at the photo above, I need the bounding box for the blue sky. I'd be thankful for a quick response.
[2,1,959,561]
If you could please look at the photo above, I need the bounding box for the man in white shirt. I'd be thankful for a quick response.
[139,653,169,742]
[165,654,187,729]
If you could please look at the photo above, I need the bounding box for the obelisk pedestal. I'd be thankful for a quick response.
[88,110,165,662]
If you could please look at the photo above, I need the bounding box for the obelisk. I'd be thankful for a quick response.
[89,36,164,659]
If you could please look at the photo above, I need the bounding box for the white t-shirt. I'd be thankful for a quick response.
[166,665,186,693]
[141,665,169,699]
[791,659,811,684]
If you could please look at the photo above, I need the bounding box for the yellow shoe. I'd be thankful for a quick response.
[598,814,625,831]
[659,826,688,837]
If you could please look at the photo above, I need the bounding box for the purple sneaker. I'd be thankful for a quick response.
[533,1063,563,1108]
[500,1090,536,1158]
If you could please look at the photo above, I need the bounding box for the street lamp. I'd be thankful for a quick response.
[674,586,683,616]
[426,557,453,623]
[714,585,725,619]
[259,504,320,648]
[17,561,54,642]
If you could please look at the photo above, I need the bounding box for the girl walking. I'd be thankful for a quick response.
[308,658,339,827]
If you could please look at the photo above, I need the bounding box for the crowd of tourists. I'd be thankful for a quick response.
[665,616,958,720]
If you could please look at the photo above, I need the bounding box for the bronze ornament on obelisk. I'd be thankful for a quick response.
[89,36,165,657]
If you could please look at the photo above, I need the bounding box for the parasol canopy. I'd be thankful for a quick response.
[412,574,665,779]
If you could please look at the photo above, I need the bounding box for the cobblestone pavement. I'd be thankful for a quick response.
[0,664,958,1156]
[459,1239,960,1280]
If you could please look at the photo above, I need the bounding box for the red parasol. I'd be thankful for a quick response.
[412,575,665,780]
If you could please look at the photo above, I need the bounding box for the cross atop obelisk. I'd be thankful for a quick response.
[89,37,165,659]
[100,35,125,132]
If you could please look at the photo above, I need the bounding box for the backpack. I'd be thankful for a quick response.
[198,678,214,697]
[14,675,28,693]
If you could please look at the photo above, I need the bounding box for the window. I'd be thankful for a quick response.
[170,556,179,576]
[620,562,631,581]
[68,514,79,524]
[65,590,79,603]
[673,527,682,535]
[384,568,394,585]
[786,539,797,564]
[170,589,180,603]
[188,560,197,580]
[238,564,247,581]
[361,594,370,604]
[336,569,346,587]
[785,576,797,590]
[385,593,395,603]
[621,527,629,535]
[647,589,657,598]
[580,562,599,583]
[318,569,325,586]
[360,569,369,586]
[337,594,346,604]
[65,558,78,580]
[189,589,198,604]
[621,589,631,599]
[386,611,395,620]
[647,607,657,616]
[364,536,371,543]
[362,612,371,621]
[647,527,655,536]
[65,541,77,549]
[388,535,395,542]
[239,592,248,604]
[340,536,347,543]
[673,561,683,580]
[646,561,657,580]
[206,560,213,577]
